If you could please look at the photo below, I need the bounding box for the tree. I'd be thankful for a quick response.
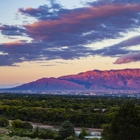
[59,121,75,140]
[32,126,39,138]
[0,117,9,127]
[39,128,54,139]
[22,121,33,129]
[65,136,76,140]
[79,128,90,139]
[102,101,140,140]
[11,120,33,129]
[101,124,112,140]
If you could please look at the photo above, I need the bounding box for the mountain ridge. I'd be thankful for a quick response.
[11,69,140,90]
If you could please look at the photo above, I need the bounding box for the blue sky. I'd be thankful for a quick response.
[0,0,140,88]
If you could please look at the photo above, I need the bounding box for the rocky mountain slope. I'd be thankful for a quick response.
[12,69,140,90]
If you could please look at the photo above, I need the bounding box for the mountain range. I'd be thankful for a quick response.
[11,69,140,90]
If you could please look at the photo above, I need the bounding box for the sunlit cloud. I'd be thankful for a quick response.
[0,0,140,66]
[114,52,140,64]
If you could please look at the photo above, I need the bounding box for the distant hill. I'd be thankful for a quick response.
[11,69,140,90]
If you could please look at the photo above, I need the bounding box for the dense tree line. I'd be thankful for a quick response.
[102,101,140,140]
[0,94,140,128]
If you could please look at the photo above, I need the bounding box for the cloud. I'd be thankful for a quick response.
[0,25,25,36]
[40,64,56,66]
[100,35,140,57]
[23,4,140,44]
[0,0,140,66]
[0,40,96,66]
[55,61,69,64]
[18,1,62,20]
[114,52,140,64]
[105,35,140,49]
[87,0,140,6]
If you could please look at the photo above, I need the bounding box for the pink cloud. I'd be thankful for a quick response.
[3,40,26,47]
[19,7,42,14]
[114,52,140,64]
[1,2,140,66]
[23,4,140,41]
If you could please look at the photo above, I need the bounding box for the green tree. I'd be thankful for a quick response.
[32,126,39,137]
[0,117,9,127]
[102,101,140,140]
[79,128,90,139]
[11,120,33,129]
[59,121,75,140]
[22,121,33,129]
[101,124,111,140]
[65,135,77,140]
[39,128,54,139]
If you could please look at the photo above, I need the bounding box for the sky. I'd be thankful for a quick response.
[0,0,140,88]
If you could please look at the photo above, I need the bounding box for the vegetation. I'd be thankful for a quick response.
[58,121,75,139]
[0,135,41,140]
[0,93,140,139]
[78,128,91,139]
[11,119,33,129]
[0,117,9,127]
[102,101,140,140]
[0,118,76,139]
[0,93,136,128]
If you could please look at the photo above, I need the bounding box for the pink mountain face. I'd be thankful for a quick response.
[13,69,140,90]
[13,77,85,90]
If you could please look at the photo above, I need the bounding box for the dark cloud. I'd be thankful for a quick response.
[0,40,97,66]
[0,0,140,66]
[0,25,25,36]
[106,35,140,49]
[23,4,140,45]
[18,0,62,20]
[87,0,140,6]
[99,35,140,57]
[101,47,131,57]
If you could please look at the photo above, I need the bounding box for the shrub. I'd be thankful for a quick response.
[0,117,9,127]
[11,120,33,129]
